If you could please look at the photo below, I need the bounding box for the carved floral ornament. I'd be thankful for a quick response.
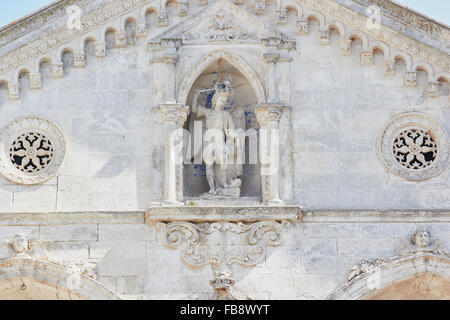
[0,117,66,185]
[378,112,449,181]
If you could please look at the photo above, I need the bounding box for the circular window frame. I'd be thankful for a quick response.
[0,117,66,185]
[378,112,449,181]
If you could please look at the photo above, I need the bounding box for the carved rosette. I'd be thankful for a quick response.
[297,20,309,35]
[378,112,449,181]
[0,117,66,185]
[276,9,288,25]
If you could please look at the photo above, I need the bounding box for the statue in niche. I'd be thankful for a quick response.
[191,78,243,197]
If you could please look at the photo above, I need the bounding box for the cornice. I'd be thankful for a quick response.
[297,0,450,72]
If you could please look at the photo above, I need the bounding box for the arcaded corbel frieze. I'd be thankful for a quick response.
[136,23,147,39]
[29,73,42,89]
[255,0,267,15]
[297,19,309,35]
[296,0,450,73]
[177,1,189,17]
[276,9,288,25]
[319,30,330,45]
[340,39,352,56]
[7,82,19,100]
[73,52,85,68]
[158,11,169,27]
[360,50,374,66]
[95,42,106,57]
[384,59,395,76]
[404,71,417,87]
[115,31,127,48]
[52,62,64,78]
[427,80,440,98]
[156,219,296,299]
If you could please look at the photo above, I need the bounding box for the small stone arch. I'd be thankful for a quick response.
[0,258,120,300]
[327,252,450,300]
[177,49,266,105]
[393,52,413,71]
[414,62,435,80]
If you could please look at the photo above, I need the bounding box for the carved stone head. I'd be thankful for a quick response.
[212,79,234,110]
[12,234,30,254]
[412,228,432,248]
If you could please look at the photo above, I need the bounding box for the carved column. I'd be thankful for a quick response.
[160,104,190,204]
[164,54,179,103]
[255,104,283,204]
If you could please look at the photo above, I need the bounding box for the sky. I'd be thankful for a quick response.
[0,0,448,29]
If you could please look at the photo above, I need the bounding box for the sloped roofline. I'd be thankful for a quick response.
[387,0,449,29]
[0,0,65,32]
[0,0,448,36]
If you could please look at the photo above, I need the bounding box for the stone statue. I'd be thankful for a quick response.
[191,79,243,197]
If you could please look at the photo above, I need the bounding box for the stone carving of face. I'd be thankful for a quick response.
[12,234,30,254]
[413,229,431,248]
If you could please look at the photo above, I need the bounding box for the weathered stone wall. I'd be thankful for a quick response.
[0,214,448,299]
[0,0,448,300]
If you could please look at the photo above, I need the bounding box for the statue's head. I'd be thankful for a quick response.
[412,228,431,248]
[12,234,30,254]
[212,78,234,110]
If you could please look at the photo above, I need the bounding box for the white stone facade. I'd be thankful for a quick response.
[0,0,448,300]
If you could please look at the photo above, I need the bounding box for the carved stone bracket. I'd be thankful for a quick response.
[155,218,296,299]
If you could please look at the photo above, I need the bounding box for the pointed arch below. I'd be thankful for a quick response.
[177,50,266,105]
[327,252,450,300]
[0,258,120,300]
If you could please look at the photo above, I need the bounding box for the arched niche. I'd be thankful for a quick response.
[0,258,120,300]
[183,58,262,199]
[328,252,450,300]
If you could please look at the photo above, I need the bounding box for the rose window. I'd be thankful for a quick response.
[9,132,54,173]
[392,128,437,170]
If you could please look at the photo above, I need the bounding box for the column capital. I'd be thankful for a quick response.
[163,53,179,65]
[160,104,190,126]
[263,52,280,64]
[255,103,284,126]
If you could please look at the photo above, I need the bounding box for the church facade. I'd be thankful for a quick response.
[0,0,448,300]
